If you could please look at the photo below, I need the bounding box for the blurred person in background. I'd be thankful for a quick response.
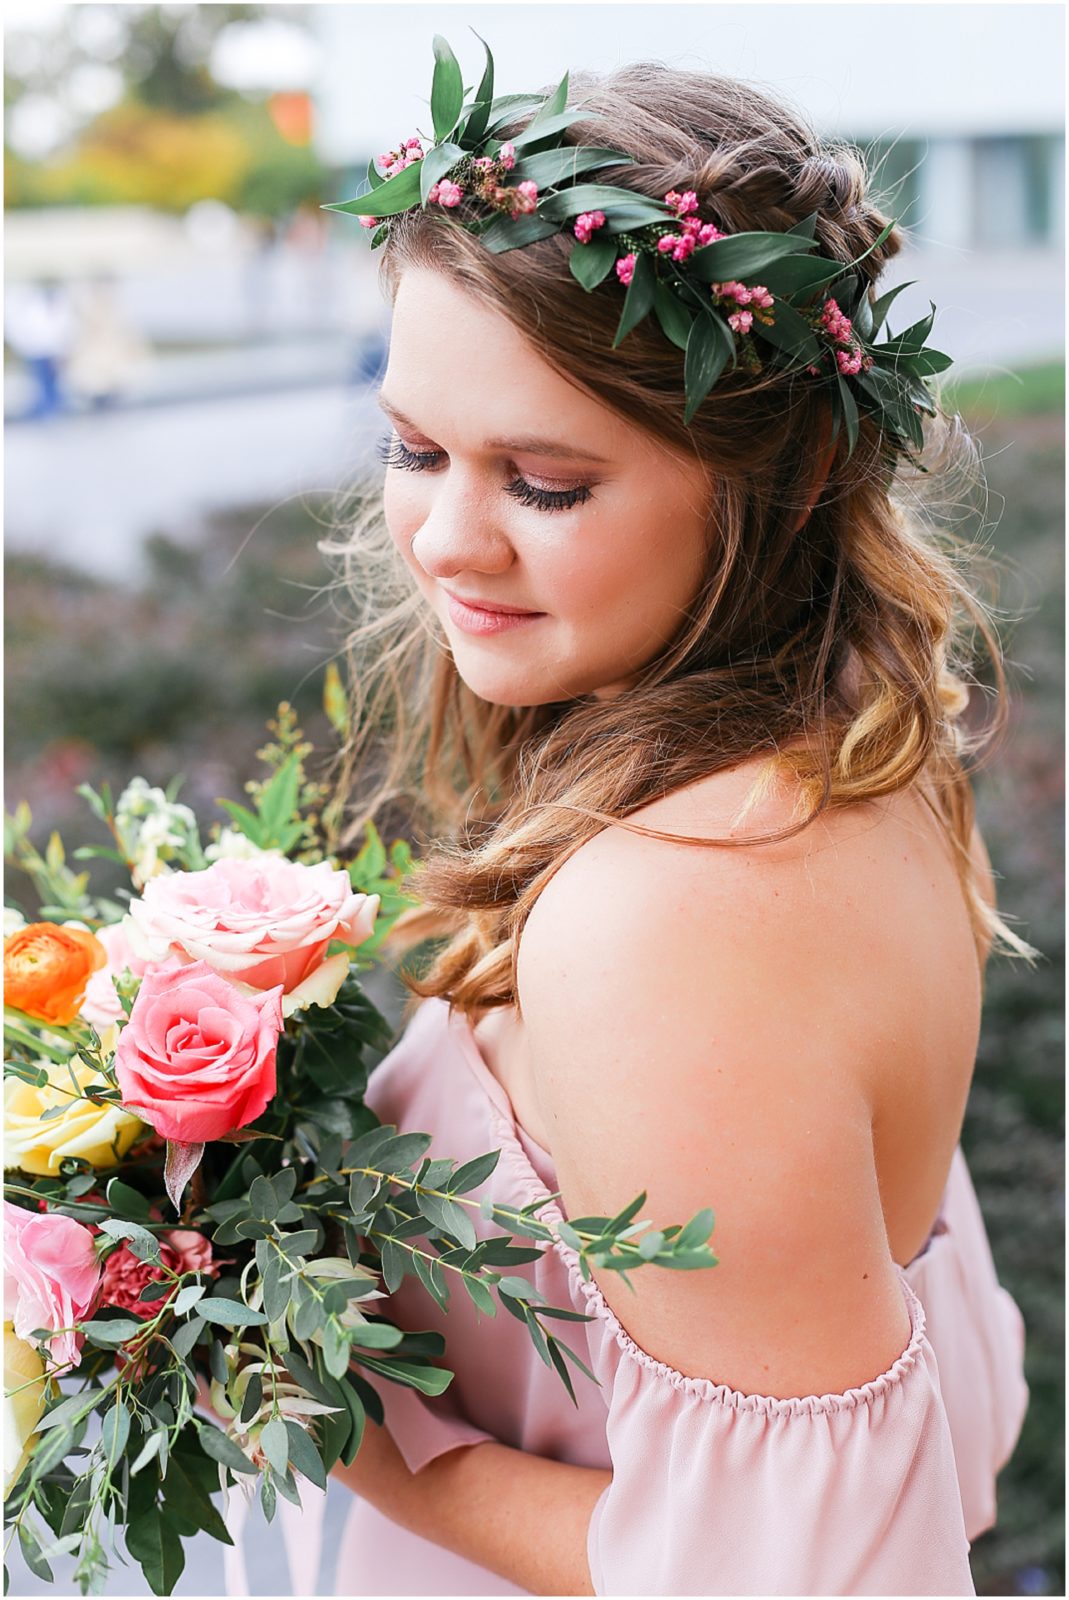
[5,279,75,421]
[67,274,152,411]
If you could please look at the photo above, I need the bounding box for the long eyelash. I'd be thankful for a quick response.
[377,433,592,514]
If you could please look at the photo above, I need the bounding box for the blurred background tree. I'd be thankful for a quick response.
[4,3,324,217]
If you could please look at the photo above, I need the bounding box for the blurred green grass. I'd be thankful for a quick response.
[942,359,1065,423]
[4,369,1064,1595]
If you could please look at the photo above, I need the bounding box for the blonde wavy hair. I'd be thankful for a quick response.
[318,60,1041,1026]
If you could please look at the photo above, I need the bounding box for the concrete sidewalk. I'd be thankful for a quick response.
[4,333,386,422]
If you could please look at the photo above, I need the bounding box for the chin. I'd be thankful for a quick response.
[448,652,579,709]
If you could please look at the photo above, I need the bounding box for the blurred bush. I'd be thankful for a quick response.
[5,94,324,217]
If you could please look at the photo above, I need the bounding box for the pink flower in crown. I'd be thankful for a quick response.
[615,253,637,286]
[498,141,516,171]
[473,155,495,171]
[433,179,465,208]
[514,180,539,214]
[664,189,700,217]
[836,348,863,376]
[573,210,606,243]
[821,298,853,343]
[728,309,754,334]
[714,280,752,306]
[671,235,697,262]
[358,216,379,229]
[698,222,725,244]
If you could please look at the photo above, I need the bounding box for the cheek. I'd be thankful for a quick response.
[383,475,421,550]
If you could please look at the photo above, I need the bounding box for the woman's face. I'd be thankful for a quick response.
[378,266,713,706]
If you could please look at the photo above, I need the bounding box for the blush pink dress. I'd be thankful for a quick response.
[283,994,1029,1596]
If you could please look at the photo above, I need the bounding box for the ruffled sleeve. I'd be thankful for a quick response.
[372,1378,497,1475]
[567,1255,975,1597]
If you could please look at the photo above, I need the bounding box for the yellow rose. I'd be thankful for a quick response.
[4,1045,145,1175]
[4,1321,49,1497]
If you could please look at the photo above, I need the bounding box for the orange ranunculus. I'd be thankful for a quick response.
[4,922,108,1025]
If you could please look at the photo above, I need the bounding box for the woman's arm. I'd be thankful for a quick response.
[197,1373,608,1593]
[329,1411,610,1595]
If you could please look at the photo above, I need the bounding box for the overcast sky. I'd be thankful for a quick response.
[314,1,1065,164]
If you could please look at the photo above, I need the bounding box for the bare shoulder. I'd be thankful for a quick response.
[519,749,943,1028]
[515,756,929,1397]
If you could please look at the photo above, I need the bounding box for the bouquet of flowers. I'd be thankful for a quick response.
[3,682,718,1596]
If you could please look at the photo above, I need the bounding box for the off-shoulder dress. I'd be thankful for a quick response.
[318,995,1030,1597]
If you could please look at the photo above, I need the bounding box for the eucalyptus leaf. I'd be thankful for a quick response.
[195,1423,259,1475]
[449,1149,502,1193]
[354,1355,454,1396]
[262,1255,291,1323]
[260,1416,290,1477]
[198,1298,270,1328]
[284,1420,328,1489]
[130,1430,165,1476]
[100,1400,131,1463]
[239,1374,263,1425]
[172,1283,206,1317]
[340,1381,366,1466]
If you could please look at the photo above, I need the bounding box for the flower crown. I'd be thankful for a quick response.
[324,32,953,467]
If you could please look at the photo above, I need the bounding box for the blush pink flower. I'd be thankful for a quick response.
[113,961,284,1143]
[615,253,637,286]
[98,1229,215,1319]
[124,856,379,1018]
[79,920,182,1032]
[4,1204,101,1372]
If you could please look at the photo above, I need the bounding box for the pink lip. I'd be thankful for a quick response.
[445,591,546,635]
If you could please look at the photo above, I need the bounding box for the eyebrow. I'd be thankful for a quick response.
[375,390,613,465]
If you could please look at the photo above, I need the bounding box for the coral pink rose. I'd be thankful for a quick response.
[4,1204,101,1372]
[80,921,182,1031]
[98,1228,215,1319]
[123,857,380,1017]
[113,961,284,1143]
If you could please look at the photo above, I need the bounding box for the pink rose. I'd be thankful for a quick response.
[4,1204,101,1372]
[79,920,182,1031]
[113,960,284,1143]
[97,1228,215,1319]
[124,857,379,1017]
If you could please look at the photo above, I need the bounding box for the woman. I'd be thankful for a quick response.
[247,52,1036,1597]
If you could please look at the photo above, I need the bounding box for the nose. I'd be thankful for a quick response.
[408,469,515,583]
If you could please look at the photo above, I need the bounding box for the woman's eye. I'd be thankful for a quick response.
[377,433,593,514]
[377,435,440,472]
